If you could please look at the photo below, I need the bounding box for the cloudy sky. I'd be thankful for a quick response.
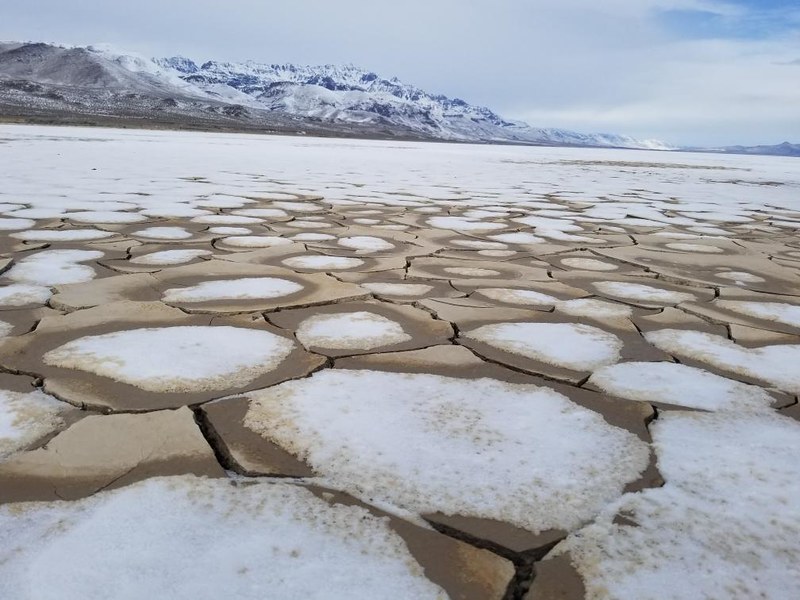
[2,0,798,145]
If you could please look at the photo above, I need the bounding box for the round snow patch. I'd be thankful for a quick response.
[163,278,304,303]
[296,312,411,350]
[465,322,623,371]
[43,326,296,393]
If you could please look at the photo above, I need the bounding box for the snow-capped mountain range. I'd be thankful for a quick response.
[1,41,795,156]
[153,54,671,149]
[0,41,675,149]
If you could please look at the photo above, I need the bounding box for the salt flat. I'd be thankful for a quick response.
[0,124,798,599]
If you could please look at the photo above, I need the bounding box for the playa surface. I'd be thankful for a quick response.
[0,124,799,599]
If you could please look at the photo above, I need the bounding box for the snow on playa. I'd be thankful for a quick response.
[163,277,303,303]
[464,322,624,371]
[296,312,411,350]
[43,326,296,392]
[0,124,798,598]
[0,477,448,599]
[244,370,650,533]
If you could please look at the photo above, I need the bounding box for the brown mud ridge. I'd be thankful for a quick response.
[0,134,799,599]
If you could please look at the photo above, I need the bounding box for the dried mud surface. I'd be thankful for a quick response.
[0,126,799,599]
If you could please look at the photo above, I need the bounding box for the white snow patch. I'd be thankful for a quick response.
[11,229,115,242]
[0,389,66,460]
[0,476,446,599]
[66,211,147,224]
[132,227,193,240]
[244,370,650,533]
[338,236,395,252]
[665,242,723,253]
[465,322,623,371]
[0,283,52,307]
[207,226,252,235]
[716,300,800,328]
[488,232,545,244]
[557,411,800,600]
[715,271,765,284]
[644,329,800,394]
[589,361,775,412]
[0,218,36,231]
[163,278,303,303]
[282,255,364,270]
[291,233,336,241]
[443,267,501,277]
[43,326,296,393]
[556,298,633,320]
[6,250,103,286]
[192,215,263,225]
[130,249,212,265]
[594,281,696,305]
[476,288,558,306]
[296,312,411,350]
[560,258,619,271]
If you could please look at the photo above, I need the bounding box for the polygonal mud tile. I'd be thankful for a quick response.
[0,475,514,599]
[153,261,369,314]
[232,368,660,555]
[100,244,215,273]
[0,373,82,463]
[0,301,325,411]
[457,313,668,384]
[642,328,800,395]
[408,256,550,281]
[268,300,453,357]
[531,411,800,600]
[336,344,487,376]
[728,323,800,347]
[345,275,463,302]
[0,407,225,503]
[454,280,590,311]
[681,293,800,337]
[632,306,728,337]
[0,282,53,310]
[555,273,715,309]
[419,297,545,325]
[118,222,217,244]
[49,273,162,311]
[219,244,406,273]
[585,360,792,412]
[544,250,645,276]
[0,307,61,337]
[595,245,800,295]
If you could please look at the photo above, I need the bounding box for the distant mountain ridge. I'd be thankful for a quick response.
[708,142,800,158]
[153,54,672,149]
[0,41,795,156]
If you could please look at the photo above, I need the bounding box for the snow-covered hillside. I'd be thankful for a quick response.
[155,55,672,149]
[0,41,674,148]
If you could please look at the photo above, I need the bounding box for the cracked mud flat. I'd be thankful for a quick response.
[0,125,799,600]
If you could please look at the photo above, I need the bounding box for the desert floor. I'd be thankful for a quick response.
[0,125,798,599]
